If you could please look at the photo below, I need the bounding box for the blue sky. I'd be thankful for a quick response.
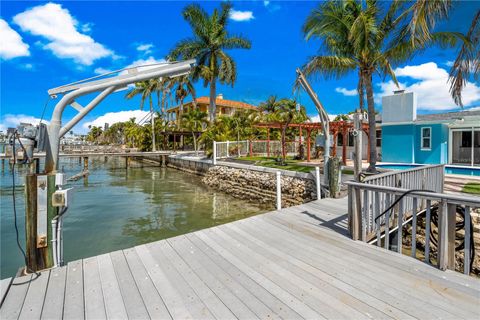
[1,0,479,133]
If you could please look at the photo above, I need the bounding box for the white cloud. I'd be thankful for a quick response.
[0,114,48,133]
[229,9,254,22]
[335,87,357,96]
[13,3,113,65]
[263,1,270,6]
[123,56,166,73]
[136,43,154,54]
[82,110,150,131]
[94,67,113,75]
[0,19,30,59]
[378,62,480,110]
[309,114,338,122]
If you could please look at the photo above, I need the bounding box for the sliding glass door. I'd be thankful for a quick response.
[451,128,480,166]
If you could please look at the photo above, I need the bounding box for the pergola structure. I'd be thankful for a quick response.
[254,121,371,164]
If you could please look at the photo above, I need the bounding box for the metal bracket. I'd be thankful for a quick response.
[70,101,84,112]
[36,175,48,248]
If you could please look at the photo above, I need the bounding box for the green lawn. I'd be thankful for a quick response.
[238,156,314,173]
[462,182,480,195]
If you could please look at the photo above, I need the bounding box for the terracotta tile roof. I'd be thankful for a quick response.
[195,96,257,110]
[167,96,257,112]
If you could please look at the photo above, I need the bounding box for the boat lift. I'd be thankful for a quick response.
[295,68,331,184]
[6,59,196,272]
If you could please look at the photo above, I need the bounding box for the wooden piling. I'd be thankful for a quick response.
[83,157,89,171]
[25,174,56,272]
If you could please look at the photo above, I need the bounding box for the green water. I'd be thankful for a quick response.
[0,157,269,279]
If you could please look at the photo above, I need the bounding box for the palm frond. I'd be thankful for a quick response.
[449,10,480,107]
[302,56,357,80]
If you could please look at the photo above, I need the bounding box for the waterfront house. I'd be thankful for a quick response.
[166,94,257,122]
[381,91,480,166]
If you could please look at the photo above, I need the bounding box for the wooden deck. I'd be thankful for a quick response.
[1,197,479,319]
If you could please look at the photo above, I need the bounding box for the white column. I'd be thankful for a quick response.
[315,166,321,200]
[213,141,217,165]
[276,171,281,210]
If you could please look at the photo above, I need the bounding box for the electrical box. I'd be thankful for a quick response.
[52,188,73,207]
[55,173,66,187]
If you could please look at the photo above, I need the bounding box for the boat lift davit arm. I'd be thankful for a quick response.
[44,59,196,173]
[295,68,330,160]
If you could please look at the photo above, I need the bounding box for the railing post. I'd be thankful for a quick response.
[276,171,281,210]
[437,199,454,270]
[348,185,353,237]
[315,166,321,200]
[213,141,217,165]
[464,206,471,275]
[226,141,230,157]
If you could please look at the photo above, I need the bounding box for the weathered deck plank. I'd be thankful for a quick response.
[0,277,12,306]
[40,266,66,320]
[1,197,479,319]
[18,271,49,320]
[0,275,32,320]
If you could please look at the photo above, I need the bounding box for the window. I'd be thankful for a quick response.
[461,131,472,148]
[421,127,431,150]
[376,130,382,147]
[348,132,355,147]
[337,134,344,146]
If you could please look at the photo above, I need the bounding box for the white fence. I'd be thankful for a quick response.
[213,140,302,163]
[214,141,250,159]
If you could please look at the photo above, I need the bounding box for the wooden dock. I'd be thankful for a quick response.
[1,197,479,319]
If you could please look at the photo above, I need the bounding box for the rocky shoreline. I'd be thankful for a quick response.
[202,166,317,208]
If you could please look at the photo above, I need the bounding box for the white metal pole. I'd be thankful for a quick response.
[213,141,217,165]
[315,166,321,200]
[226,141,230,158]
[276,171,281,210]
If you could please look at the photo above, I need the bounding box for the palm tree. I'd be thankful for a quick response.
[125,79,159,151]
[168,75,197,123]
[168,2,251,122]
[260,97,307,164]
[407,1,479,106]
[181,109,208,155]
[302,0,424,172]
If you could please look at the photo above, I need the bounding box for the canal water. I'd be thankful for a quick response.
[0,157,269,279]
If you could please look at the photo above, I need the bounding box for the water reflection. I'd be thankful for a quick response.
[1,157,268,278]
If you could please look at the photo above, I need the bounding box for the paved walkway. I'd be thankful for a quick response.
[1,198,479,319]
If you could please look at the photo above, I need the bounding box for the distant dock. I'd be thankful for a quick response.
[1,197,479,319]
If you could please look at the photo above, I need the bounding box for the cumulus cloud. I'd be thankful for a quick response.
[229,9,254,21]
[82,110,150,131]
[378,62,480,111]
[13,2,113,65]
[0,19,30,59]
[335,87,357,96]
[136,43,154,54]
[94,56,166,75]
[0,114,48,133]
[309,114,338,123]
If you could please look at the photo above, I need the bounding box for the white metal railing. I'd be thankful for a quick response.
[212,140,302,164]
[214,141,249,159]
[362,165,445,234]
[249,140,301,157]
[346,180,479,275]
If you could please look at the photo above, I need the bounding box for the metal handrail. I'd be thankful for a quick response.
[345,180,480,206]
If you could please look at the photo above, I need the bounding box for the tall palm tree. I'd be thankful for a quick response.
[407,0,479,107]
[125,79,159,151]
[302,0,425,172]
[168,2,252,122]
[168,75,197,123]
[181,109,208,155]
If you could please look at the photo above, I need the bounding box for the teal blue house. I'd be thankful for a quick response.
[381,91,479,167]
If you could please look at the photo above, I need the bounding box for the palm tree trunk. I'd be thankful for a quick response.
[209,80,216,122]
[150,97,156,152]
[365,73,377,172]
[192,133,197,156]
